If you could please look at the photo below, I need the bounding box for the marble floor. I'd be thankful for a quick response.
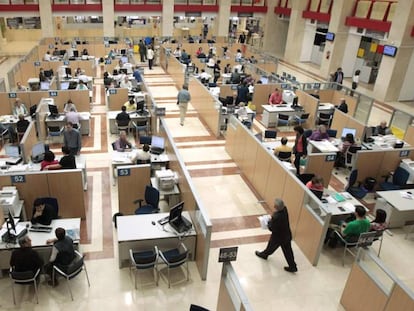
[0,44,414,311]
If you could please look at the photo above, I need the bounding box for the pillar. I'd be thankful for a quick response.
[373,0,414,102]
[262,0,288,55]
[161,0,174,37]
[102,0,115,37]
[214,0,231,38]
[39,0,55,38]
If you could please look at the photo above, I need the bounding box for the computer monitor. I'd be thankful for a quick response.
[120,49,126,55]
[40,82,50,90]
[364,126,374,142]
[311,189,323,200]
[59,49,66,56]
[292,96,299,107]
[341,127,356,138]
[48,104,59,115]
[68,81,78,89]
[73,50,79,58]
[168,201,184,223]
[60,81,70,90]
[136,100,145,113]
[260,76,268,84]
[151,136,165,150]
[29,104,37,116]
[32,142,45,159]
[139,136,152,145]
[121,56,128,64]
[5,145,20,158]
[44,69,53,78]
[119,68,128,75]
[65,67,72,78]
[7,210,16,233]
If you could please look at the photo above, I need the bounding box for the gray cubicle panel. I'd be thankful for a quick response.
[19,121,37,164]
[117,164,151,215]
[107,88,128,111]
[162,50,185,90]
[404,124,414,146]
[305,153,336,188]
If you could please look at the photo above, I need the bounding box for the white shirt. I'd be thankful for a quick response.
[173,49,181,57]
[147,49,154,60]
[200,71,212,81]
[207,58,215,67]
[236,107,248,120]
[352,74,359,83]
[235,52,242,60]
[66,111,80,125]
[44,53,51,61]
[120,80,132,90]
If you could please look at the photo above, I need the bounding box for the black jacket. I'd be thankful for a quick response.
[268,207,292,244]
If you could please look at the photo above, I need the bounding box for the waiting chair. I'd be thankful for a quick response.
[129,247,159,289]
[47,126,64,144]
[317,112,332,126]
[277,151,292,162]
[294,112,310,126]
[158,243,189,288]
[52,250,90,301]
[277,114,290,130]
[327,129,337,138]
[379,166,410,191]
[116,120,130,135]
[134,185,160,214]
[334,231,377,266]
[264,130,277,141]
[345,146,362,169]
[133,119,149,141]
[345,170,368,199]
[372,229,385,257]
[10,267,40,304]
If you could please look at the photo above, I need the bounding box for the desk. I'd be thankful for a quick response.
[318,103,335,113]
[262,104,296,127]
[107,111,150,135]
[400,159,414,183]
[0,115,32,130]
[322,192,363,217]
[221,73,231,84]
[362,135,409,150]
[117,212,196,268]
[375,190,414,228]
[220,107,254,130]
[150,177,180,208]
[45,112,91,136]
[308,140,340,153]
[0,218,80,270]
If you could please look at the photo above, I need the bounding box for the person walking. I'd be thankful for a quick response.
[177,84,191,126]
[138,40,147,63]
[350,69,360,96]
[255,198,298,273]
[147,45,154,70]
[292,125,307,175]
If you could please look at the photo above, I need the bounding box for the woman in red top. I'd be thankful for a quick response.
[306,176,324,191]
[268,88,283,105]
[293,126,307,175]
[40,151,59,171]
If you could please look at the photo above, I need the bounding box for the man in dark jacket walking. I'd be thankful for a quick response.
[255,198,298,273]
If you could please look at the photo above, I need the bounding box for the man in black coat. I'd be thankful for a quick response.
[255,198,298,273]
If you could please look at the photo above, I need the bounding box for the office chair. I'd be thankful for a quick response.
[158,243,189,288]
[134,185,160,214]
[35,197,59,219]
[327,129,337,138]
[304,129,313,138]
[111,142,116,151]
[317,112,332,126]
[294,112,309,126]
[379,167,410,191]
[264,130,277,140]
[52,250,90,301]
[298,173,315,185]
[277,151,292,162]
[132,119,149,141]
[129,247,159,289]
[47,125,64,144]
[277,114,290,131]
[10,267,40,304]
[116,120,130,135]
[333,231,377,266]
[345,146,361,169]
[345,170,368,199]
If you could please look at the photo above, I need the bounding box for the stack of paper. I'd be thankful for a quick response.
[258,215,271,230]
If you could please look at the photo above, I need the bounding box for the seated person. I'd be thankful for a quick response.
[31,198,55,225]
[335,133,357,168]
[10,236,43,275]
[199,69,212,84]
[16,81,27,92]
[309,125,330,141]
[103,72,113,88]
[44,146,76,170]
[236,102,251,129]
[114,130,132,152]
[180,49,190,64]
[306,176,324,191]
[119,76,132,90]
[123,99,136,112]
[65,107,80,129]
[13,98,28,117]
[274,137,292,158]
[133,66,143,83]
[196,47,203,57]
[336,98,348,114]
[269,88,284,105]
[173,47,182,60]
[45,227,75,286]
[16,115,30,134]
[52,48,60,56]
[63,99,77,113]
[224,64,231,74]
[76,80,88,90]
[82,48,89,56]
[235,49,243,61]
[39,68,49,82]
[375,121,393,136]
[74,67,83,77]
[43,51,51,61]
[130,144,151,163]
[41,150,59,171]
[370,209,387,231]
[248,55,257,64]
[116,106,131,126]
[230,71,241,84]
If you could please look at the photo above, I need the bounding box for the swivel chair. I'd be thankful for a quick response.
[345,170,368,199]
[294,112,310,126]
[134,185,160,214]
[277,114,290,131]
[379,167,410,191]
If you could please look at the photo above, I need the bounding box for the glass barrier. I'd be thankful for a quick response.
[390,110,413,140]
[354,94,373,124]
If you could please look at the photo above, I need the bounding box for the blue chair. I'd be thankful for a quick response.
[35,197,59,219]
[304,129,313,138]
[47,126,64,144]
[295,113,309,126]
[277,114,290,130]
[134,185,160,214]
[158,243,189,288]
[317,112,332,126]
[379,167,410,191]
[10,267,40,304]
[327,129,337,138]
[345,170,368,199]
[129,246,159,288]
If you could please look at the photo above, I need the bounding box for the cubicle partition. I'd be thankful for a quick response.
[305,152,336,187]
[404,124,414,146]
[296,89,319,128]
[249,83,281,114]
[106,88,129,110]
[306,88,358,117]
[163,48,186,89]
[19,121,37,164]
[331,110,366,141]
[341,248,414,311]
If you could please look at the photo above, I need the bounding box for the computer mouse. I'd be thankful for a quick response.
[151,221,156,225]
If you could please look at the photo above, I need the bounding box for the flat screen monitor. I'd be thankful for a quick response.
[29,104,37,116]
[136,100,145,113]
[48,104,59,115]
[326,32,335,41]
[260,76,268,84]
[59,49,66,56]
[32,142,45,158]
[7,210,16,234]
[292,96,299,107]
[341,127,356,138]
[40,82,50,90]
[68,81,78,89]
[73,50,79,58]
[120,49,126,55]
[119,68,128,75]
[151,136,165,149]
[121,56,128,64]
[60,81,70,90]
[364,126,374,142]
[44,70,53,78]
[139,136,152,145]
[5,145,20,158]
[383,45,397,57]
[65,67,72,76]
[168,201,184,223]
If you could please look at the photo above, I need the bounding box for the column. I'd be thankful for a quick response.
[283,0,309,63]
[214,0,231,38]
[319,0,354,78]
[102,0,115,37]
[39,0,55,38]
[373,0,414,102]
[161,0,174,37]
[262,0,288,55]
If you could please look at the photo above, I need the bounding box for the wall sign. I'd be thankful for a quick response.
[11,175,25,183]
[400,150,409,157]
[118,168,131,177]
[109,88,117,95]
[8,93,17,98]
[218,246,238,263]
[49,91,58,97]
[34,61,41,66]
[325,154,336,162]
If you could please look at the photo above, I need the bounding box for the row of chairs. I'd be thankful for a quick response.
[116,119,149,140]
[129,243,189,288]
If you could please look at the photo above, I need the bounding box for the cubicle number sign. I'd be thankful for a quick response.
[155,107,166,117]
[218,247,238,263]
[325,154,336,162]
[118,168,131,177]
[11,175,26,184]
[105,59,112,65]
[400,150,410,157]
[63,60,70,66]
[48,44,54,49]
[8,93,17,98]
[34,61,41,66]
[49,91,58,97]
[109,89,117,95]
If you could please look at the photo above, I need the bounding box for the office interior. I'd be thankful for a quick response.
[0,0,414,310]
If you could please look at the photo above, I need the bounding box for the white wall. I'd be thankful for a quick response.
[341,33,361,78]
[299,23,316,62]
[398,48,414,101]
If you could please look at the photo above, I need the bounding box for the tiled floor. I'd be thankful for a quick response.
[0,44,414,310]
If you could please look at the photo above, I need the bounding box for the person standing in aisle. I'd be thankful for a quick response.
[138,40,147,63]
[177,85,191,126]
[350,70,360,96]
[292,125,307,175]
[147,45,154,70]
[255,198,298,273]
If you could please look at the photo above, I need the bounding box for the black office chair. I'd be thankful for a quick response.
[35,197,59,219]
[379,167,410,191]
[318,112,332,126]
[277,151,292,162]
[10,267,40,304]
[327,129,337,138]
[345,146,362,169]
[294,112,310,126]
[345,170,368,199]
[264,130,277,140]
[134,185,160,214]
[298,173,315,185]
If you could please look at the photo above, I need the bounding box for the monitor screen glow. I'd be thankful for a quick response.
[32,142,45,158]
[60,82,70,90]
[121,56,128,64]
[341,127,356,138]
[383,45,397,57]
[5,145,20,158]
[139,136,151,145]
[326,32,335,41]
[260,76,268,84]
[40,82,50,90]
[151,136,165,149]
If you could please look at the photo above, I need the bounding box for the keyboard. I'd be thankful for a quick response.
[170,216,192,233]
[29,225,53,233]
[158,216,169,225]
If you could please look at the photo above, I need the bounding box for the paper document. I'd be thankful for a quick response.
[66,228,80,241]
[343,202,355,213]
[400,191,414,200]
[258,215,271,230]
